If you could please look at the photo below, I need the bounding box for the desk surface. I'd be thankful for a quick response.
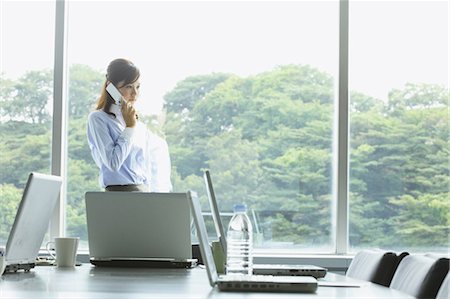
[0,264,414,299]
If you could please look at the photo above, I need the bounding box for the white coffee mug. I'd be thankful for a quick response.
[46,237,79,267]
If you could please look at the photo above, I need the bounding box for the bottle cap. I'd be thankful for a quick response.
[233,204,247,213]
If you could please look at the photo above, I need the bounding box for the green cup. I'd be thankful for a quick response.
[211,240,226,274]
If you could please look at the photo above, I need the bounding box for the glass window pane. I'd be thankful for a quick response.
[0,1,56,247]
[66,1,339,253]
[349,1,449,252]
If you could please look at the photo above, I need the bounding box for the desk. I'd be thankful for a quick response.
[0,264,414,299]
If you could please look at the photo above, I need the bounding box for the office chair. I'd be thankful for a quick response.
[390,255,449,298]
[346,250,408,287]
[417,257,449,299]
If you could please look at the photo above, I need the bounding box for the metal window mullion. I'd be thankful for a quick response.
[336,0,349,255]
[50,0,68,238]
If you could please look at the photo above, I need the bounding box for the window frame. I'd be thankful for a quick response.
[50,0,68,239]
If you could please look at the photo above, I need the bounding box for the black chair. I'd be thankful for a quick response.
[346,250,408,287]
[390,255,449,298]
[417,257,449,299]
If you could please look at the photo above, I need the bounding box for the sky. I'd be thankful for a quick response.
[1,0,448,115]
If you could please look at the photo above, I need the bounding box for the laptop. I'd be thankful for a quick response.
[85,192,196,268]
[188,191,318,292]
[4,172,62,273]
[204,170,327,278]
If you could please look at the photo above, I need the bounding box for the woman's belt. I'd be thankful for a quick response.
[105,184,148,192]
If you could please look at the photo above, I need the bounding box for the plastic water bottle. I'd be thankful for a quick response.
[226,203,253,275]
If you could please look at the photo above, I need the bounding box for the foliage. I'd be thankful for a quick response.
[0,70,53,123]
[68,64,105,118]
[0,64,448,251]
[0,184,22,242]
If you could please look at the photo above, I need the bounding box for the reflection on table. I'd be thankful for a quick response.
[0,264,415,299]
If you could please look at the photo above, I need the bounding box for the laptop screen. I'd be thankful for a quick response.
[85,192,192,260]
[188,191,219,287]
[204,170,227,254]
[6,172,62,265]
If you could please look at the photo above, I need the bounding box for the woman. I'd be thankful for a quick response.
[87,58,172,192]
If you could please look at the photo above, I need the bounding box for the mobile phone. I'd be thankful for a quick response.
[104,82,126,115]
[106,82,126,106]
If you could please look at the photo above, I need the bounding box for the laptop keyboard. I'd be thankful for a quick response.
[222,274,276,282]
[221,274,317,283]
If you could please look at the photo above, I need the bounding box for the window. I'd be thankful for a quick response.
[0,1,56,246]
[65,1,339,252]
[348,1,449,252]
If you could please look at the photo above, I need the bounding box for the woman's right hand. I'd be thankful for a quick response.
[121,101,137,128]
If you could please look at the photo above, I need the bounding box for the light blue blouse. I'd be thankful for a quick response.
[87,110,172,191]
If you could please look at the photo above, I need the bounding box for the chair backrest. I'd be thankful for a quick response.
[390,255,448,298]
[346,250,408,287]
[346,250,385,281]
[436,273,449,299]
[417,257,449,299]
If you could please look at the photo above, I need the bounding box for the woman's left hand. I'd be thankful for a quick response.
[122,102,138,128]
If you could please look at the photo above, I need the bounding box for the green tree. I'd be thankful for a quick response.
[68,64,104,118]
[387,83,448,113]
[0,184,22,242]
[390,193,450,247]
[166,65,336,247]
[0,121,50,186]
[349,83,449,248]
[5,70,53,124]
[0,73,16,121]
[164,73,231,115]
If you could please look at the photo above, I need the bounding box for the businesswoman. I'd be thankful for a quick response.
[87,58,172,192]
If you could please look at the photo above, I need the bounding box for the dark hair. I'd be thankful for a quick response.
[106,58,140,87]
[95,58,140,110]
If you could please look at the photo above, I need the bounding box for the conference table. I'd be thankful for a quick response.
[0,264,414,298]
